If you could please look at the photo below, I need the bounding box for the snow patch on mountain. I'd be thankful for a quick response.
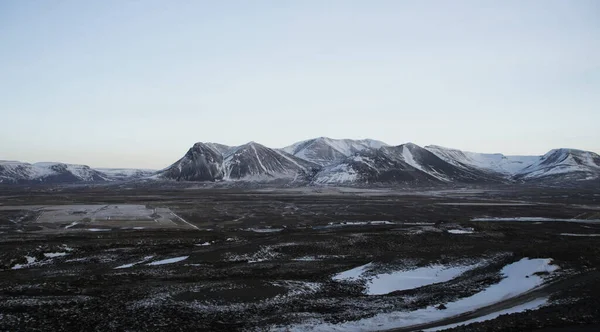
[313,163,359,184]
[223,142,317,181]
[425,145,539,175]
[282,137,388,166]
[0,161,108,183]
[514,148,600,181]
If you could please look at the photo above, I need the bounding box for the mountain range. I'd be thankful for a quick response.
[2,137,599,186]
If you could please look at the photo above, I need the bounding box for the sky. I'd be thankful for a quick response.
[1,0,599,169]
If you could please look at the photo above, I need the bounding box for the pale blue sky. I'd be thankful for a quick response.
[1,0,598,169]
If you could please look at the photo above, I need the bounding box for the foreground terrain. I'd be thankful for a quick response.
[1,184,600,331]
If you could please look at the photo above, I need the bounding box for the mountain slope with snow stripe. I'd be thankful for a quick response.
[223,142,318,181]
[156,142,225,181]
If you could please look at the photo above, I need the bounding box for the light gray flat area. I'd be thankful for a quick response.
[0,204,196,230]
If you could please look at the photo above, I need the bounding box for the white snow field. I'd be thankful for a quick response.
[333,262,482,295]
[274,258,558,331]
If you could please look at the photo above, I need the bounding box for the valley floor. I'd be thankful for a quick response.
[0,185,599,331]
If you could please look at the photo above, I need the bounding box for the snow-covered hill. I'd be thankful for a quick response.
[425,145,539,176]
[0,161,108,184]
[424,145,600,183]
[313,143,502,184]
[282,137,388,166]
[514,148,600,182]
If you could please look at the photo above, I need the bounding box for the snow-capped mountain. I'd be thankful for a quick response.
[313,143,502,184]
[425,145,539,176]
[157,141,319,182]
[2,138,598,186]
[282,137,388,166]
[513,148,600,182]
[223,142,318,181]
[157,143,225,181]
[424,145,600,183]
[0,161,108,184]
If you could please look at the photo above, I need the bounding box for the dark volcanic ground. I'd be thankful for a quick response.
[0,184,599,331]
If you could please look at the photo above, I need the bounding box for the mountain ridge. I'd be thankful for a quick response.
[2,138,599,186]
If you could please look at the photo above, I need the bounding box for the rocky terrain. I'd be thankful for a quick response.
[1,185,599,331]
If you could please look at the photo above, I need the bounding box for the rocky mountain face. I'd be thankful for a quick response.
[157,143,225,181]
[223,142,318,181]
[3,138,599,186]
[155,142,318,182]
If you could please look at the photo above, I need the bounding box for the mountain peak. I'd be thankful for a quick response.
[282,137,388,166]
[400,142,420,149]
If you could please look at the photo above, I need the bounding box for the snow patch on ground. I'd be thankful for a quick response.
[277,258,558,331]
[11,256,37,270]
[147,256,189,266]
[115,256,155,269]
[333,262,481,295]
[65,221,79,229]
[560,233,600,237]
[447,228,475,234]
[226,246,282,263]
[332,263,372,281]
[424,297,549,331]
[243,228,284,233]
[473,217,600,223]
[315,221,395,229]
[44,252,68,258]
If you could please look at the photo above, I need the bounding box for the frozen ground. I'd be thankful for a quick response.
[0,186,599,331]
